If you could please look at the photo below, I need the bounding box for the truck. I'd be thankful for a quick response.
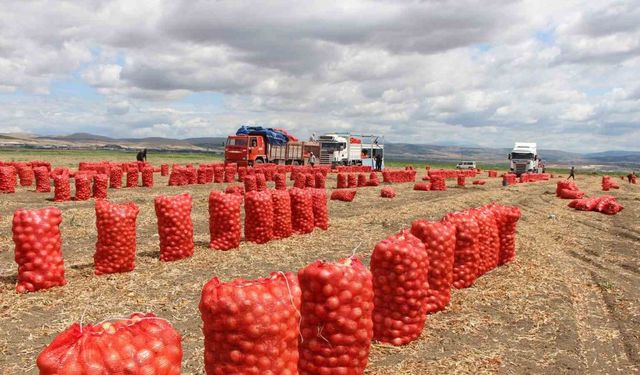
[318,133,384,168]
[224,127,319,166]
[508,142,543,176]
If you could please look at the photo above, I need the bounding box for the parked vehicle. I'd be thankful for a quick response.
[224,127,319,166]
[318,133,384,168]
[508,142,543,176]
[455,161,477,170]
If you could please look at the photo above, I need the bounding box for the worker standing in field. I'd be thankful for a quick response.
[628,171,636,183]
[309,152,316,167]
[568,166,576,180]
[136,149,147,162]
[375,153,383,171]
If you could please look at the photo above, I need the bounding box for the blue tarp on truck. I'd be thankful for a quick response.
[236,126,289,145]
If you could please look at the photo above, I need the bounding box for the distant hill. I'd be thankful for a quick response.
[1,132,637,168]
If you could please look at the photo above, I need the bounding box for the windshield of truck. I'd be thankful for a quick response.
[321,142,346,152]
[511,152,534,160]
[227,138,247,146]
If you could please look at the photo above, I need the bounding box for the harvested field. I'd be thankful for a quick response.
[0,157,638,374]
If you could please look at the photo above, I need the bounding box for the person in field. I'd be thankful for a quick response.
[309,152,316,167]
[136,149,147,162]
[375,154,383,171]
[628,171,636,183]
[567,166,576,180]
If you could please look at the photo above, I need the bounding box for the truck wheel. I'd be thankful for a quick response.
[255,158,264,164]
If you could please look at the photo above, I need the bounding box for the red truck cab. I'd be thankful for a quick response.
[225,135,266,166]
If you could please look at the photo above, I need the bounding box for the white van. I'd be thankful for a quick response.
[456,161,477,170]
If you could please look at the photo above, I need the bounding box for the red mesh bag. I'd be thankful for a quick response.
[187,167,198,184]
[0,166,16,193]
[274,173,287,190]
[161,163,169,176]
[595,196,624,215]
[367,172,380,186]
[337,173,348,188]
[155,193,194,262]
[109,166,122,189]
[298,256,374,374]
[293,173,306,189]
[92,174,108,200]
[37,312,182,375]
[311,188,329,230]
[486,204,521,265]
[264,168,274,182]
[380,187,396,198]
[244,191,274,244]
[303,174,313,188]
[209,191,243,250]
[256,173,267,191]
[272,189,293,239]
[34,167,51,192]
[348,174,357,188]
[74,174,91,201]
[197,167,207,184]
[470,208,501,276]
[13,207,65,293]
[199,273,301,375]
[558,188,584,199]
[53,174,71,202]
[142,167,154,187]
[315,172,326,188]
[290,188,314,234]
[94,200,139,275]
[224,184,245,197]
[357,173,367,187]
[556,180,579,196]
[430,177,446,191]
[244,175,257,192]
[442,211,480,289]
[237,167,248,182]
[472,179,486,185]
[224,166,235,183]
[206,167,214,183]
[457,176,465,187]
[413,182,430,191]
[330,189,357,202]
[371,229,429,345]
[126,170,138,188]
[168,168,182,186]
[410,220,456,313]
[214,166,224,183]
[18,165,34,187]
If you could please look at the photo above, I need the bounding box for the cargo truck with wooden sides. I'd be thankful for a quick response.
[224,127,319,166]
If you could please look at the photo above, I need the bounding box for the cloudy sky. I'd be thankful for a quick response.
[0,0,639,152]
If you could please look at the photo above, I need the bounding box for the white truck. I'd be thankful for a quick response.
[318,134,363,167]
[508,142,543,176]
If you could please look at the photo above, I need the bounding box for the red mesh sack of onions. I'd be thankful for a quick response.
[243,175,257,192]
[330,189,357,202]
[293,173,306,189]
[209,191,243,250]
[274,172,287,190]
[486,204,521,265]
[367,172,380,187]
[37,312,183,375]
[92,174,108,200]
[290,187,314,234]
[357,173,367,187]
[348,174,357,188]
[199,272,301,375]
[470,207,501,276]
[380,187,396,198]
[224,184,245,197]
[457,176,465,187]
[410,220,456,313]
[371,229,429,345]
[142,167,154,187]
[197,167,207,184]
[161,163,169,176]
[336,173,348,188]
[413,182,431,191]
[74,174,91,201]
[297,256,374,374]
[442,210,480,289]
[256,173,267,191]
[94,200,139,275]
[17,165,34,186]
[155,193,194,262]
[430,177,446,191]
[126,169,138,188]
[0,166,16,193]
[187,167,198,185]
[206,166,214,183]
[109,166,123,189]
[311,188,329,230]
[13,207,65,293]
[272,189,293,239]
[244,191,274,244]
[305,174,315,188]
[53,174,71,202]
[224,166,235,183]
[237,167,247,182]
[34,167,51,193]
[315,172,326,188]
[214,166,224,183]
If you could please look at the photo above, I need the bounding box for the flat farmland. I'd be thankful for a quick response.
[0,152,638,374]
